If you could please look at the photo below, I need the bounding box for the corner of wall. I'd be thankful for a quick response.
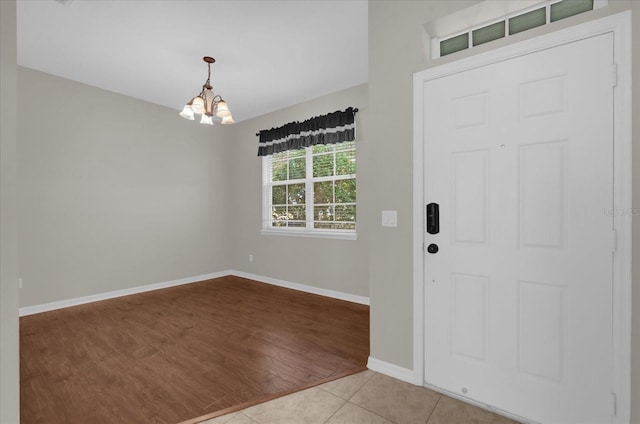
[0,0,21,421]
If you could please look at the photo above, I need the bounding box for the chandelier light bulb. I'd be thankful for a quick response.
[221,114,235,125]
[200,113,214,125]
[191,96,205,114]
[216,101,231,118]
[179,104,195,120]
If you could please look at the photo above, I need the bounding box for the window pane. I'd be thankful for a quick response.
[312,144,332,154]
[272,151,287,161]
[289,157,306,180]
[289,205,306,221]
[287,183,305,205]
[313,153,334,177]
[509,7,546,35]
[272,206,287,224]
[335,179,356,203]
[335,204,356,222]
[287,221,306,228]
[314,181,333,204]
[315,221,356,230]
[272,185,286,205]
[336,151,356,175]
[472,21,505,46]
[271,160,288,182]
[550,0,593,22]
[314,205,334,221]
[334,141,355,152]
[440,33,469,57]
[288,148,305,158]
[314,222,336,229]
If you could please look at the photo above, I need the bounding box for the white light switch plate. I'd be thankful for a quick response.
[381,210,397,227]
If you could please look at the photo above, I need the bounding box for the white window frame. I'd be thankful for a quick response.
[261,142,357,240]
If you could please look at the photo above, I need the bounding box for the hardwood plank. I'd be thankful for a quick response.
[20,276,370,423]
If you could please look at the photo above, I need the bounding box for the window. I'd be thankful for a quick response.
[432,0,606,58]
[262,141,356,239]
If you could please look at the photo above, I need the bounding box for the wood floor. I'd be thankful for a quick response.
[20,276,370,424]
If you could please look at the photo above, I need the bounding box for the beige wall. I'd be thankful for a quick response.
[227,83,369,298]
[17,67,233,307]
[367,0,479,373]
[367,1,639,422]
[0,0,20,422]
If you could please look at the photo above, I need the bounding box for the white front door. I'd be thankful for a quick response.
[423,33,615,423]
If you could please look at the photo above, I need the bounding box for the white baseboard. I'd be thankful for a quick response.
[230,270,370,306]
[19,270,370,316]
[367,356,419,385]
[368,357,530,422]
[18,270,232,316]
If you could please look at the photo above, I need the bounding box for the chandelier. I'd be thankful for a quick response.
[179,56,234,125]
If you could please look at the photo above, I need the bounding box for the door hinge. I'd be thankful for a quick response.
[611,392,617,416]
[612,64,618,87]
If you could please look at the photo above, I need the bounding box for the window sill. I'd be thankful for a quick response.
[260,228,358,240]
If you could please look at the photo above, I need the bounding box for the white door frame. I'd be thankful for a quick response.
[412,11,632,423]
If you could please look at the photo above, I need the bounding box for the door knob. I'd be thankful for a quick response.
[427,243,439,254]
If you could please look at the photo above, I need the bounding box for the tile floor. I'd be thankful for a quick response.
[202,371,520,424]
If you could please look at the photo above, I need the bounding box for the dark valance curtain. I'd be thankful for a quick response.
[257,107,356,157]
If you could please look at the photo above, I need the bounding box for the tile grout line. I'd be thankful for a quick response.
[319,371,397,424]
[316,370,377,402]
[321,398,349,424]
[424,393,443,424]
[239,411,259,423]
[346,371,377,401]
[348,400,400,423]
[342,371,400,423]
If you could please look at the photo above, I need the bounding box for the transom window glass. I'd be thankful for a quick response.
[263,142,356,235]
[433,0,605,58]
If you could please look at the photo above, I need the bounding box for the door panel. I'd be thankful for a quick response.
[452,150,489,245]
[451,273,489,362]
[424,33,614,424]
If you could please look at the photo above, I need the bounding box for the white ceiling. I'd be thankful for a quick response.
[17,0,368,123]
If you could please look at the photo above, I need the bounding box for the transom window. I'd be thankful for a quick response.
[262,141,356,238]
[430,0,607,58]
